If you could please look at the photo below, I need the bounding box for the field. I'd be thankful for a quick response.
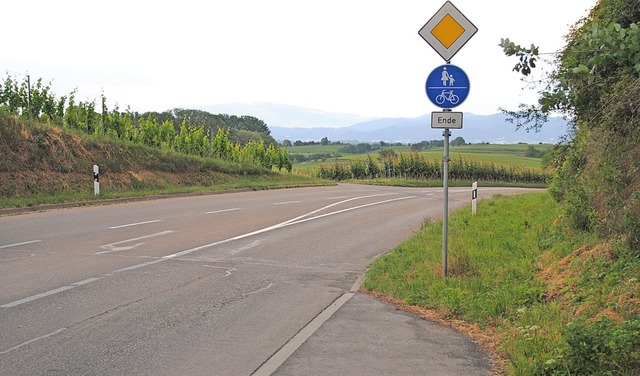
[289,143,553,181]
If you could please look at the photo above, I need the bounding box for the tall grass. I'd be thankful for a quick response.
[365,193,558,322]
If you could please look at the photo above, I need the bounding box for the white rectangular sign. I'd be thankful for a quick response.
[431,111,463,129]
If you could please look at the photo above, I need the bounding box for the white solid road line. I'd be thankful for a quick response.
[205,208,241,214]
[273,201,301,205]
[0,240,42,249]
[1,286,76,308]
[1,193,417,310]
[252,253,370,375]
[109,219,161,229]
[0,328,67,355]
[0,260,166,309]
[252,293,355,376]
[163,194,410,261]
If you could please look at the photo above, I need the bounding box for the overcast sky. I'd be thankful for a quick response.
[2,1,597,119]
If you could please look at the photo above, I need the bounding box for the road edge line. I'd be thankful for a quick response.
[252,292,354,376]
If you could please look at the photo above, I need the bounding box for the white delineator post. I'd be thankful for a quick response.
[472,181,478,215]
[93,165,100,196]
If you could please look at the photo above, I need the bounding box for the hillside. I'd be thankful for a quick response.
[0,115,310,204]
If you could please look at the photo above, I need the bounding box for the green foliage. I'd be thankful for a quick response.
[339,143,374,154]
[0,113,311,203]
[316,151,550,184]
[365,193,557,321]
[0,74,61,122]
[450,136,466,146]
[411,139,445,151]
[499,38,540,76]
[501,0,640,251]
[560,318,640,375]
[0,73,292,174]
[523,145,545,158]
[365,193,640,375]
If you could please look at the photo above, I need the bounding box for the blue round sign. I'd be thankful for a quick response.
[425,64,470,109]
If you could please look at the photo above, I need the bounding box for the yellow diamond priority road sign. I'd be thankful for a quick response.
[419,1,477,62]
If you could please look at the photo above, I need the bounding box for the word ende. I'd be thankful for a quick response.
[431,111,463,129]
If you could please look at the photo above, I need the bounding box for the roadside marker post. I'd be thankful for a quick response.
[472,181,478,215]
[93,164,100,196]
[419,1,476,277]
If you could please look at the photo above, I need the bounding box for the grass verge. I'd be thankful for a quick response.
[0,173,330,209]
[363,192,640,375]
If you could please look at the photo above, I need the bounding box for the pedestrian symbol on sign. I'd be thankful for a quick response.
[440,66,456,86]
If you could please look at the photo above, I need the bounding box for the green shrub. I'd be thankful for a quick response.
[560,318,640,375]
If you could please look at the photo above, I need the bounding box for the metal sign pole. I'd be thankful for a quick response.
[420,1,477,278]
[442,128,451,277]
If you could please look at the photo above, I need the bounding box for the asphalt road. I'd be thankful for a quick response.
[0,184,539,375]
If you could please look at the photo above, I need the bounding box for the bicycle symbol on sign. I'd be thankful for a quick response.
[435,90,459,105]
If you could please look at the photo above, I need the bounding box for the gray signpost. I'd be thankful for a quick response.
[419,1,477,277]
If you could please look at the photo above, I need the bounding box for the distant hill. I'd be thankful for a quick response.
[270,113,570,144]
[197,102,373,129]
[197,103,570,144]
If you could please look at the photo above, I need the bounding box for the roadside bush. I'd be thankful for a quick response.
[559,318,640,375]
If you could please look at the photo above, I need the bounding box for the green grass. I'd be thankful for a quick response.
[365,193,559,321]
[363,192,640,375]
[450,143,554,154]
[0,173,330,209]
[425,150,546,168]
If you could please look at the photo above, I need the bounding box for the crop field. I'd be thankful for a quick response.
[290,143,553,175]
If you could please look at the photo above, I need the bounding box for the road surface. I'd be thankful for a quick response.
[0,184,538,375]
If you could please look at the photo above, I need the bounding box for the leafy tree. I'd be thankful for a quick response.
[211,127,232,160]
[501,0,640,248]
[411,140,444,151]
[237,115,270,135]
[450,136,466,146]
[366,154,380,178]
[523,145,544,158]
[339,143,372,154]
[378,149,398,177]
[137,116,160,147]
